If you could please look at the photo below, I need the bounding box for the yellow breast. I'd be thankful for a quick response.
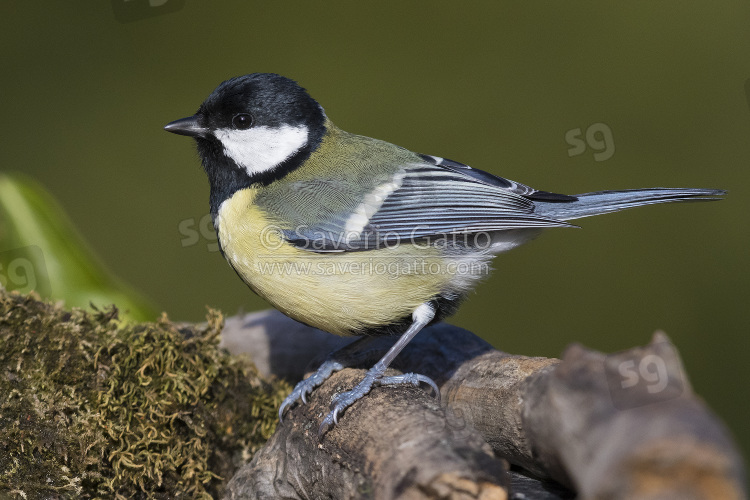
[215,188,463,336]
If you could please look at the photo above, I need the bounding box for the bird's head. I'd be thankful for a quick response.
[165,73,327,189]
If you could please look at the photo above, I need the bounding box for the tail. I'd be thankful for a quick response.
[533,188,726,221]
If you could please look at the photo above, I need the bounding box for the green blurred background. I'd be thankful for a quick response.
[2,1,748,459]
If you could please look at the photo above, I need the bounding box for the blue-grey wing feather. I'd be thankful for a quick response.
[281,153,724,253]
[285,157,573,252]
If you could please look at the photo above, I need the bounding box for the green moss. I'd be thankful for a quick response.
[0,290,291,499]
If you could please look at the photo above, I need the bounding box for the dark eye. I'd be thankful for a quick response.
[232,113,253,130]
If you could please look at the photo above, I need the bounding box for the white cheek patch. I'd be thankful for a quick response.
[215,124,309,176]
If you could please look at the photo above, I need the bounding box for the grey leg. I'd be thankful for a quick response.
[279,335,377,422]
[318,303,438,436]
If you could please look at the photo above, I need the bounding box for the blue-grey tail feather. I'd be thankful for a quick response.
[533,188,726,221]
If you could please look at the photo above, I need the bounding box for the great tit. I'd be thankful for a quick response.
[165,73,724,433]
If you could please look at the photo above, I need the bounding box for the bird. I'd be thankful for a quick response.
[164,73,724,435]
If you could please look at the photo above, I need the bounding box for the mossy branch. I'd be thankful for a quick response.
[0,290,290,499]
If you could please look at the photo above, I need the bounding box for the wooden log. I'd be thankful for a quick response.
[222,311,746,500]
[225,368,510,500]
[520,335,746,499]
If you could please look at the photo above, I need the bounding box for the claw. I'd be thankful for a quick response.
[318,412,334,436]
[421,374,440,400]
[278,359,345,423]
[317,369,441,436]
[379,372,440,400]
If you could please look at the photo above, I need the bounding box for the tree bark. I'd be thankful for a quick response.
[222,311,746,500]
[226,367,510,500]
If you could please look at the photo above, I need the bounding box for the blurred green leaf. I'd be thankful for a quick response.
[0,172,158,321]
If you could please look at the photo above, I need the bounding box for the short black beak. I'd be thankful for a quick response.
[164,115,209,138]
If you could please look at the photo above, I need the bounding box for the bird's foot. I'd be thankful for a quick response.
[318,364,439,436]
[279,358,344,422]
